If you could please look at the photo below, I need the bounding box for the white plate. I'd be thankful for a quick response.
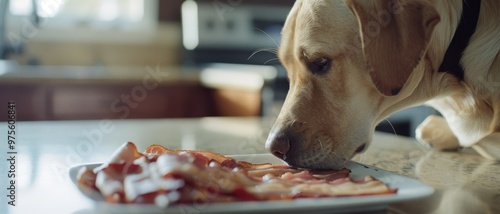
[69,154,433,214]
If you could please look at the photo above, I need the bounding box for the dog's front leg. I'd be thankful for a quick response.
[472,134,500,161]
[415,115,461,150]
[416,116,500,161]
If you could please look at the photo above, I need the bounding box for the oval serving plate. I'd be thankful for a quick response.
[69,154,434,214]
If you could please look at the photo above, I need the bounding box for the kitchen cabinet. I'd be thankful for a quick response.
[0,65,268,121]
[0,84,48,120]
[0,82,216,121]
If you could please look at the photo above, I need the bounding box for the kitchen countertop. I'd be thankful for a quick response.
[0,64,200,85]
[0,63,277,91]
[0,117,498,214]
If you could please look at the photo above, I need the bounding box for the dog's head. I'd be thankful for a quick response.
[266,0,440,169]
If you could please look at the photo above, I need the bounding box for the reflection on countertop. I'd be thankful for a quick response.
[353,134,500,214]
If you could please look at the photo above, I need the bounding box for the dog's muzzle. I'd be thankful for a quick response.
[266,125,368,169]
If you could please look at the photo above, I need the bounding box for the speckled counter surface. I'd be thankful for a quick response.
[0,117,498,214]
[353,133,500,214]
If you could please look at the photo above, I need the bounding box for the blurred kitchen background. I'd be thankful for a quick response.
[0,0,436,137]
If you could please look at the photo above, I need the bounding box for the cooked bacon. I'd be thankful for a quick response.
[145,145,229,164]
[144,145,278,170]
[110,142,144,163]
[77,142,397,207]
[76,167,98,195]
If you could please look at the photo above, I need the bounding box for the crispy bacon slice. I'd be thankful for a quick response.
[77,142,397,207]
[144,144,279,170]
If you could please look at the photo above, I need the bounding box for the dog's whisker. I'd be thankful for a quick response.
[254,28,280,48]
[247,48,278,60]
[264,58,280,65]
[318,139,324,150]
[385,119,398,137]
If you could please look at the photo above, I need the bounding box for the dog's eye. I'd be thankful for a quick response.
[307,58,331,75]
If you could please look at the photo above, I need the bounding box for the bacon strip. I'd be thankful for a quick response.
[77,142,397,207]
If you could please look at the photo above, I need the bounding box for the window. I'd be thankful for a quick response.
[10,0,155,28]
[7,0,158,42]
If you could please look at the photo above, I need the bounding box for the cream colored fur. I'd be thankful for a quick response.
[266,0,500,169]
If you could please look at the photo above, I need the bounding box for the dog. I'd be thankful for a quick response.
[265,0,500,169]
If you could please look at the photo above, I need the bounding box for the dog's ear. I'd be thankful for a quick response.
[345,0,439,96]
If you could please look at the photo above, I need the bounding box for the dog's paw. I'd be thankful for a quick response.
[415,115,460,150]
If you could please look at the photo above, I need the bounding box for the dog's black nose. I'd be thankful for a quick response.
[355,143,367,154]
[265,129,292,160]
[270,135,291,160]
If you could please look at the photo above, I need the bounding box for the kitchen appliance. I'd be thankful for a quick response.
[181,0,292,116]
[181,1,293,93]
[181,0,291,65]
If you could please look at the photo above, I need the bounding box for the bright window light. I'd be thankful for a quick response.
[8,0,150,27]
[9,0,33,15]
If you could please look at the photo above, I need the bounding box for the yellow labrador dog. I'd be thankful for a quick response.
[265,0,500,169]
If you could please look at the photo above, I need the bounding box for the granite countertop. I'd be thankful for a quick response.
[0,117,498,214]
[352,133,500,214]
